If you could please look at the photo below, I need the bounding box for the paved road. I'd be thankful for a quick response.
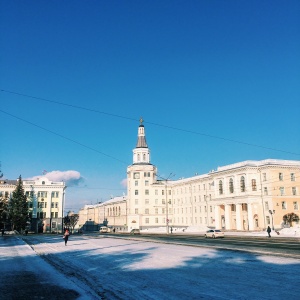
[103,232,300,259]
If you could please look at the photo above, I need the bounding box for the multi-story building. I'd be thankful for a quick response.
[0,177,66,233]
[78,120,300,232]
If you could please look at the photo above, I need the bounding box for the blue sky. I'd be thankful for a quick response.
[1,1,299,212]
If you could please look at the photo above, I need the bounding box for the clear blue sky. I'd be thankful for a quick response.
[1,1,299,212]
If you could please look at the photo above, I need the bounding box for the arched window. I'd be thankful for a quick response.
[137,154,140,161]
[240,176,245,192]
[219,180,223,195]
[143,154,146,161]
[119,206,121,215]
[229,178,234,193]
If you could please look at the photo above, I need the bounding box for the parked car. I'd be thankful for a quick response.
[130,229,140,235]
[99,226,111,233]
[204,229,224,238]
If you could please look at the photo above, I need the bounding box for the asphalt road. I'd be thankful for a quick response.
[102,232,300,259]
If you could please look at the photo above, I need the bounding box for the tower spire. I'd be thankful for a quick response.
[133,118,150,164]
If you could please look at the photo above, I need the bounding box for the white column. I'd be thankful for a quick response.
[247,203,254,230]
[225,204,231,230]
[214,205,221,229]
[236,203,242,230]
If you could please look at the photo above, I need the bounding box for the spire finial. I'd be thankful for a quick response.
[139,117,144,124]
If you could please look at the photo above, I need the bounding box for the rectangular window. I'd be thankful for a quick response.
[135,190,138,195]
[162,190,165,195]
[293,202,298,210]
[282,201,287,209]
[291,173,295,181]
[155,199,158,205]
[155,190,158,195]
[280,187,285,196]
[251,179,257,191]
[145,199,149,205]
[145,180,149,186]
[135,208,138,214]
[155,208,158,214]
[266,216,270,225]
[145,208,149,214]
[51,212,54,218]
[135,199,138,205]
[264,187,268,195]
[145,218,149,224]
[279,173,283,181]
[265,202,269,210]
[155,218,158,224]
[263,173,267,181]
[55,202,58,208]
[54,212,58,218]
[210,206,212,212]
[162,208,165,214]
[292,187,296,196]
[51,202,54,208]
[135,181,138,186]
[51,192,59,197]
[145,190,149,195]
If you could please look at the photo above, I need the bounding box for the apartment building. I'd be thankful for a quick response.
[78,121,300,232]
[0,177,66,233]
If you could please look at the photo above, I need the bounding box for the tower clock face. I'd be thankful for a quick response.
[134,173,140,179]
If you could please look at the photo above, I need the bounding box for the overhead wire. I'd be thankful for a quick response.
[1,89,300,157]
[0,109,128,165]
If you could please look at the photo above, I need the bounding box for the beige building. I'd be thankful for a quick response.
[78,121,300,232]
[0,177,66,233]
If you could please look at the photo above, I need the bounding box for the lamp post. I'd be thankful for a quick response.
[157,173,175,235]
[269,210,275,230]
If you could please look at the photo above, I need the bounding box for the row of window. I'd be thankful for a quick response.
[278,172,296,181]
[36,202,59,208]
[265,201,299,210]
[219,178,257,195]
[140,216,213,225]
[35,212,59,218]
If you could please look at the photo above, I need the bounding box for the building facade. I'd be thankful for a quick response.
[78,121,300,232]
[0,177,66,233]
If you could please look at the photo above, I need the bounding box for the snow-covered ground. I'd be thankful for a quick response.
[1,227,300,299]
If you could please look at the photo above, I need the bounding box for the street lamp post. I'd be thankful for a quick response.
[158,173,174,235]
[269,210,275,230]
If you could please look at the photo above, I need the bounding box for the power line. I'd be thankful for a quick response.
[0,109,128,165]
[1,89,299,156]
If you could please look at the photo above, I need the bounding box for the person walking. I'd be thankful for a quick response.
[63,229,70,246]
[267,226,271,238]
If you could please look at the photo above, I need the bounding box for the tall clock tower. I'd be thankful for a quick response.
[126,119,157,230]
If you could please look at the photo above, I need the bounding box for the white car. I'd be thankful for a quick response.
[204,229,224,238]
[99,226,111,233]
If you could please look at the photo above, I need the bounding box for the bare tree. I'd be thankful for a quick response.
[283,213,299,227]
[64,212,79,233]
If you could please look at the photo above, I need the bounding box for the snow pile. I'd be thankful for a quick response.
[279,225,300,237]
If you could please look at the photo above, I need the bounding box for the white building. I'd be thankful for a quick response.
[78,120,300,232]
[0,177,66,233]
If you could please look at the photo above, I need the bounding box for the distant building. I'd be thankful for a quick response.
[0,177,66,233]
[78,120,300,232]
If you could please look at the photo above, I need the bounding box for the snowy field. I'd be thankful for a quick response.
[1,228,300,300]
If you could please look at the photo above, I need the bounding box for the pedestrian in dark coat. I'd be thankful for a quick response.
[64,229,70,246]
[267,226,271,237]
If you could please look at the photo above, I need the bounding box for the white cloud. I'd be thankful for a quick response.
[28,170,84,187]
[120,178,127,188]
